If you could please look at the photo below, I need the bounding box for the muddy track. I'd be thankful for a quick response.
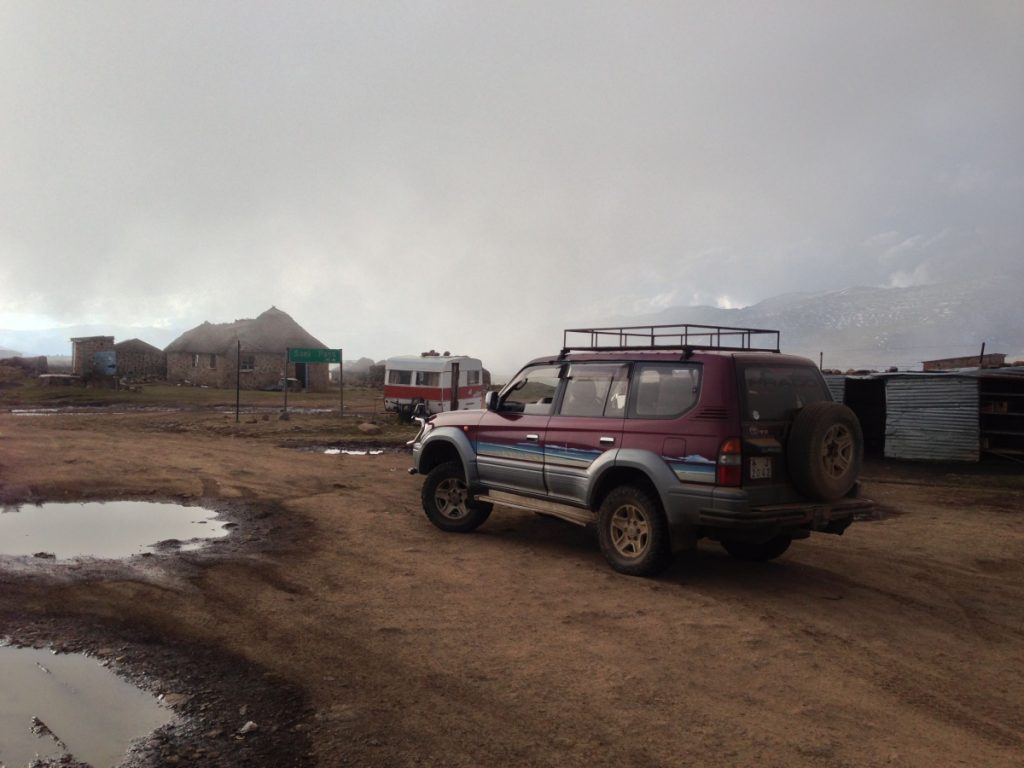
[1,411,1023,767]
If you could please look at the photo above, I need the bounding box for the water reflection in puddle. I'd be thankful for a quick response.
[0,501,230,559]
[10,407,181,417]
[0,646,174,767]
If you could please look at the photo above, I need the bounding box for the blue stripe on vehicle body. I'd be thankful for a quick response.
[543,445,603,468]
[477,441,545,464]
[668,457,716,484]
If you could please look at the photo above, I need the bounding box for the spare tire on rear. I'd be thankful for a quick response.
[787,401,863,501]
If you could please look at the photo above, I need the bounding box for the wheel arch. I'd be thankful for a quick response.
[417,428,478,482]
[589,466,663,515]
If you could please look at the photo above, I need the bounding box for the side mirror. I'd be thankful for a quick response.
[486,390,500,411]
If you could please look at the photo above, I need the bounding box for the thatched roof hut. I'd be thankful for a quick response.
[165,307,331,391]
[166,306,326,354]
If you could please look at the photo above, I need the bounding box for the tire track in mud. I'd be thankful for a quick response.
[713,559,1024,757]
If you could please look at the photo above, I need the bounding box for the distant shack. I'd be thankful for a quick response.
[164,306,331,391]
[70,336,114,376]
[923,353,1006,371]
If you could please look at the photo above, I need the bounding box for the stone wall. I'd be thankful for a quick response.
[116,349,166,380]
[71,337,114,376]
[0,356,48,375]
[166,350,330,391]
[166,352,225,387]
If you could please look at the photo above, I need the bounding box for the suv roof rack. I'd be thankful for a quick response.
[561,323,781,355]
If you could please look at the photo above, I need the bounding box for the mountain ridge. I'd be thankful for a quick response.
[609,276,1024,369]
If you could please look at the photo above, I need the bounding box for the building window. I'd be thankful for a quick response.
[192,354,200,368]
[209,354,217,369]
[467,370,481,385]
[416,371,440,386]
[388,370,412,385]
[240,355,255,372]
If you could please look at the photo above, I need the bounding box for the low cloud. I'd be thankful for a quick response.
[1,2,1021,372]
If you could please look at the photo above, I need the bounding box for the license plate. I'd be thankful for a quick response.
[749,457,772,480]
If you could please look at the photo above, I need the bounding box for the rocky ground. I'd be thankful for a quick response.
[1,402,1023,767]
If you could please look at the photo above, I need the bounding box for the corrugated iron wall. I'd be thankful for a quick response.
[824,375,846,403]
[884,376,979,462]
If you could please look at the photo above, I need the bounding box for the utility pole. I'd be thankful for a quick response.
[235,339,241,423]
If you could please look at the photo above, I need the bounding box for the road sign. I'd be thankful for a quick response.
[288,348,341,364]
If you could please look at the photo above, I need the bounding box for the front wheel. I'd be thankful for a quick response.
[597,486,673,577]
[721,535,792,562]
[421,461,492,533]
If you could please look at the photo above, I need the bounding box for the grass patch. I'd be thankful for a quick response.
[0,380,383,412]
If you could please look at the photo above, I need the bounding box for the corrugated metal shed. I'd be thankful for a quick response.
[976,368,1024,456]
[824,375,846,403]
[883,375,979,462]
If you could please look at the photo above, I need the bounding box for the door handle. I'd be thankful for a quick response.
[599,437,615,445]
[525,434,540,441]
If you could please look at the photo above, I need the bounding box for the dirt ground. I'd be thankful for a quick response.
[1,403,1023,768]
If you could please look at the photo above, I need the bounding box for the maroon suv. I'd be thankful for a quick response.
[411,324,870,576]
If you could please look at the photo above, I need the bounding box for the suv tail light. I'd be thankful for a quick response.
[717,438,742,486]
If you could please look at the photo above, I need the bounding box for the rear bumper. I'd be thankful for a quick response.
[662,483,872,541]
[699,496,873,529]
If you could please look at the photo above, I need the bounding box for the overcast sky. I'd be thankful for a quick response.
[1,1,1022,372]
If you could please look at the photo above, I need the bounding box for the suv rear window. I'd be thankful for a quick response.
[741,364,830,421]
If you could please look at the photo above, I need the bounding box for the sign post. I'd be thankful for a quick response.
[283,348,289,417]
[286,348,343,415]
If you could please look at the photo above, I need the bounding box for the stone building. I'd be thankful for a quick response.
[70,336,114,376]
[114,338,167,381]
[165,307,331,391]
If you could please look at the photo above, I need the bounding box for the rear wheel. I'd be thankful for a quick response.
[597,486,672,577]
[721,535,792,562]
[421,461,492,533]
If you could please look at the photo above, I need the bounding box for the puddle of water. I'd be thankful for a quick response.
[217,406,333,415]
[0,646,174,767]
[10,407,181,417]
[0,501,230,560]
[324,448,384,456]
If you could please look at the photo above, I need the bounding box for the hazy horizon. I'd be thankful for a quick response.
[2,2,1022,372]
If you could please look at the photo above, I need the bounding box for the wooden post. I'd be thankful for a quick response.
[340,349,344,417]
[283,348,289,416]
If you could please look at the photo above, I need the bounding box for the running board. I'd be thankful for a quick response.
[475,490,596,527]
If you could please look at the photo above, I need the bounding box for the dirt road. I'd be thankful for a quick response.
[1,408,1022,767]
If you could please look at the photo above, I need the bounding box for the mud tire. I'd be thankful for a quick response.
[597,486,673,577]
[421,461,492,533]
[721,535,792,562]
[787,401,863,502]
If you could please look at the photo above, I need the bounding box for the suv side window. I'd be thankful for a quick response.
[627,363,701,419]
[500,365,563,415]
[559,364,630,418]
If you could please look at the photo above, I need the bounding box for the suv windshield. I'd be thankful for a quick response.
[740,364,830,421]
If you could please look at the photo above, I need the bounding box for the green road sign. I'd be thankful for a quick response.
[288,347,341,364]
